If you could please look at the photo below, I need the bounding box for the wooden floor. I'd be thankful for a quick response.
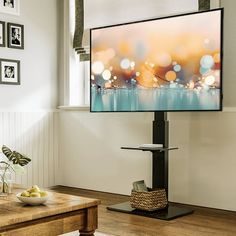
[51,186,236,236]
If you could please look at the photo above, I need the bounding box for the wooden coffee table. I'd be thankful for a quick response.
[0,190,101,236]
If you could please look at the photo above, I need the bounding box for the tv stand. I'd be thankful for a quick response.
[107,112,193,220]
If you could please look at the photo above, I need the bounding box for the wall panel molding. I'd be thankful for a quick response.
[0,111,59,188]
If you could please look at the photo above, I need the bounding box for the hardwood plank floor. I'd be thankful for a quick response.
[51,186,236,236]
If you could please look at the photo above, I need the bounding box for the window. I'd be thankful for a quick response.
[67,0,90,107]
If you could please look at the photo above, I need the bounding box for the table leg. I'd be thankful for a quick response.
[79,206,98,236]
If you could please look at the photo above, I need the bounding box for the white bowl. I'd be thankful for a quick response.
[16,193,49,206]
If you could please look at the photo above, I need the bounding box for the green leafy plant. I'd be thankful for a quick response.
[0,145,31,194]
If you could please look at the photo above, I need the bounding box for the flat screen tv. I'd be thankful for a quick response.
[90,8,223,112]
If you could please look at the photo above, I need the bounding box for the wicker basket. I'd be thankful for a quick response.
[130,188,167,211]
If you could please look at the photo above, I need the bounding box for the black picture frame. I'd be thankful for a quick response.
[0,58,20,85]
[0,21,5,47]
[7,22,24,49]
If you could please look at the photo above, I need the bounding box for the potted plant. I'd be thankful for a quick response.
[0,145,31,195]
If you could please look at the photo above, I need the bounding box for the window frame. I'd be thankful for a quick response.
[60,0,90,109]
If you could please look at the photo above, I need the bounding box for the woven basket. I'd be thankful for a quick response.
[130,188,167,211]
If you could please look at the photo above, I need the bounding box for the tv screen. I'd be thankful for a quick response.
[90,9,223,112]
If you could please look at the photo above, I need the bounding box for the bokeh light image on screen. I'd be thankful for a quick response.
[90,9,223,112]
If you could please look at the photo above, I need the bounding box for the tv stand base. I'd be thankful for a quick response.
[107,202,193,220]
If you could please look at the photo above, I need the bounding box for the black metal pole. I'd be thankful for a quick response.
[152,112,169,197]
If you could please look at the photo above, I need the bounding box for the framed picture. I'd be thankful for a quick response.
[0,0,20,15]
[0,21,5,47]
[7,22,24,49]
[0,58,20,85]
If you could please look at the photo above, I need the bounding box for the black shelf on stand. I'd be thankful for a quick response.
[107,112,193,220]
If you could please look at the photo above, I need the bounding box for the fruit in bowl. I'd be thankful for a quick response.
[17,185,49,206]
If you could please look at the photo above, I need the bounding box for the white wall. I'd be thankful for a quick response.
[221,0,236,107]
[84,0,198,28]
[168,0,236,211]
[0,0,58,111]
[58,0,236,211]
[58,111,153,193]
[0,111,59,188]
[169,111,236,211]
[0,0,59,187]
[58,0,197,192]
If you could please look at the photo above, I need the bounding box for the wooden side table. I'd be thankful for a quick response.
[0,189,100,236]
